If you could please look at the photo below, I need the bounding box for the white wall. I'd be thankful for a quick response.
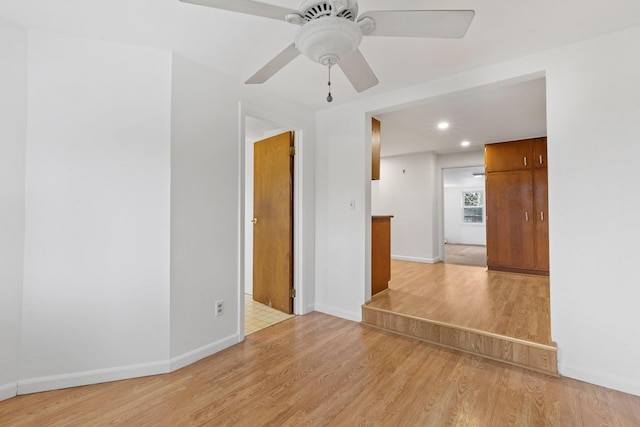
[544,26,640,396]
[373,153,438,263]
[0,19,27,400]
[315,25,640,396]
[169,54,241,362]
[20,30,172,393]
[169,54,316,363]
[443,186,486,245]
[315,108,370,321]
[0,26,315,398]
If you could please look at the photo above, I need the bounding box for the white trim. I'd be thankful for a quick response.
[559,363,640,397]
[314,303,361,322]
[169,334,240,372]
[11,333,240,397]
[17,361,170,395]
[0,382,18,402]
[14,334,240,396]
[392,255,439,264]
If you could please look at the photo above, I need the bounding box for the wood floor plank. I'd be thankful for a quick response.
[368,260,552,344]
[1,312,639,426]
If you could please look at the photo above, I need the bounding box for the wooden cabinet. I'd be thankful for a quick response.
[372,118,381,180]
[533,137,547,168]
[372,216,392,295]
[485,137,549,275]
[486,171,536,270]
[485,137,547,172]
[533,168,549,271]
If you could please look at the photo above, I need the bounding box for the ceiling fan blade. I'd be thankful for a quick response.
[359,10,475,38]
[338,49,379,93]
[245,43,300,84]
[179,0,299,22]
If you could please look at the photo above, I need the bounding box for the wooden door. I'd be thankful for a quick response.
[253,132,294,314]
[533,168,549,272]
[486,171,535,270]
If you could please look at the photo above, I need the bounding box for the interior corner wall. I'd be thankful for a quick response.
[169,53,243,363]
[315,24,640,396]
[373,152,438,263]
[0,19,27,400]
[20,30,172,393]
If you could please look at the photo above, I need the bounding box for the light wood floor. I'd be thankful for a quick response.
[444,243,486,267]
[369,260,551,344]
[1,313,639,426]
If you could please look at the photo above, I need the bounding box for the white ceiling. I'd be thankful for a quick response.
[1,1,640,111]
[378,77,547,157]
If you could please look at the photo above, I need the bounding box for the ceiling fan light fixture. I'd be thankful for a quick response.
[294,16,362,65]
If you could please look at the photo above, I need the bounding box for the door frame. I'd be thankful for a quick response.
[238,103,306,340]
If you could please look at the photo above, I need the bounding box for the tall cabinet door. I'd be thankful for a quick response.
[533,168,549,271]
[486,171,535,270]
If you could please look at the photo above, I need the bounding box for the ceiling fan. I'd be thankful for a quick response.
[180,0,475,102]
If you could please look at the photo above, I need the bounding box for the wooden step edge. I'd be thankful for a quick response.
[361,321,560,377]
[361,305,559,377]
[365,288,390,304]
[361,304,556,351]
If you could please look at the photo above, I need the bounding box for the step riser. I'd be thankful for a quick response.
[362,307,558,376]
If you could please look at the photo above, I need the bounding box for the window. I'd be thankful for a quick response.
[463,191,484,224]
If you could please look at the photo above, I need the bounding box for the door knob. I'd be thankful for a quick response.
[251,218,258,224]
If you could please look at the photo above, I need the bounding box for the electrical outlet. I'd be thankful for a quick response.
[215,300,224,317]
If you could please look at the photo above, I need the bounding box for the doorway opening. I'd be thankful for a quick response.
[365,76,551,367]
[242,114,298,337]
[442,166,486,267]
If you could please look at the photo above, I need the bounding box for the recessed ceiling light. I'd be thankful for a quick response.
[437,121,449,130]
[461,140,470,147]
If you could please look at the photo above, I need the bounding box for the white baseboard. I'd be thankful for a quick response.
[559,363,640,397]
[314,303,361,322]
[0,382,18,402]
[169,334,240,372]
[391,255,439,264]
[14,333,242,397]
[18,360,170,395]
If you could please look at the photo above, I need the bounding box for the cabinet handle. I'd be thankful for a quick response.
[540,211,544,222]
[525,212,529,222]
[524,156,527,166]
[251,218,258,224]
[539,155,543,165]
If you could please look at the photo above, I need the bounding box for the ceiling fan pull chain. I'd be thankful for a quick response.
[327,64,333,103]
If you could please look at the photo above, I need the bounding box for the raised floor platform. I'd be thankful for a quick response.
[362,260,558,375]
